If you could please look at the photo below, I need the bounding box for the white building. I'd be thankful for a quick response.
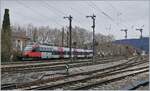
[12,31,30,51]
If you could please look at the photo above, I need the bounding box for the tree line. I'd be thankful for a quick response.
[1,8,132,62]
[12,24,115,49]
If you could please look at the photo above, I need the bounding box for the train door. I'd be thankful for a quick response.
[41,46,53,59]
[58,47,64,58]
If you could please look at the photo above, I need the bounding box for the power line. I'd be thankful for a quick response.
[40,1,65,27]
[44,1,67,16]
[13,11,42,23]
[88,1,127,28]
[107,2,122,16]
[16,0,63,27]
[44,1,83,28]
[106,2,131,28]
[69,7,87,27]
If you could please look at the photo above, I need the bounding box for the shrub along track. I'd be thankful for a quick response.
[1,56,125,73]
[1,56,148,90]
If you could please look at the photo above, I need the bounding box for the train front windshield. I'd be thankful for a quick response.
[24,46,33,51]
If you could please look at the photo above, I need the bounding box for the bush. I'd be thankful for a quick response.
[11,49,22,61]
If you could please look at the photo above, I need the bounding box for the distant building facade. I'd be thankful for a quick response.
[12,31,30,51]
[113,37,149,53]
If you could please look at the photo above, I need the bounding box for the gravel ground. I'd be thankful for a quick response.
[1,58,129,84]
[90,72,149,90]
[136,84,149,90]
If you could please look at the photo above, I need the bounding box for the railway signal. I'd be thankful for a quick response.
[136,26,144,52]
[64,15,73,61]
[136,28,143,39]
[121,29,128,39]
[86,14,96,63]
[62,27,64,47]
[65,63,69,75]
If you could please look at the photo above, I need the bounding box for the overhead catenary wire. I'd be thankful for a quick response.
[106,2,146,39]
[69,7,88,28]
[107,2,122,16]
[88,1,127,28]
[106,2,130,28]
[12,11,43,24]
[16,0,63,27]
[44,1,84,28]
[44,1,67,16]
[89,1,121,27]
[40,1,66,27]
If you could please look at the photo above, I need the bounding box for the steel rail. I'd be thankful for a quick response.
[2,56,122,65]
[2,57,125,73]
[1,56,137,90]
[27,57,148,90]
[2,56,147,90]
[73,69,148,90]
[24,57,142,90]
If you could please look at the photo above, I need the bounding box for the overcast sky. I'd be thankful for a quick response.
[1,0,149,40]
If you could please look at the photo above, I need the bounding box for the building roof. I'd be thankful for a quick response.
[113,37,149,52]
[12,31,30,40]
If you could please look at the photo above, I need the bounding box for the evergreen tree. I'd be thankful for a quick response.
[1,9,12,62]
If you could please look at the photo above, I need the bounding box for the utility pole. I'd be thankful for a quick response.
[121,29,128,39]
[62,27,64,47]
[136,28,143,39]
[86,14,96,63]
[64,15,73,61]
[66,28,69,47]
[136,28,143,53]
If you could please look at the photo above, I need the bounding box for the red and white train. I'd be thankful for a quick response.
[22,44,93,60]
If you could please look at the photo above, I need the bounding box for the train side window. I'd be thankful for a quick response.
[42,47,44,51]
[45,48,48,52]
[77,52,79,55]
[48,48,51,52]
[56,50,58,55]
[81,52,83,55]
[53,50,58,55]
[67,51,70,55]
[32,47,38,52]
[79,52,81,55]
[36,47,40,52]
[40,47,43,52]
[73,51,76,55]
[46,48,49,52]
[52,51,55,55]
[44,48,46,51]
[65,51,67,55]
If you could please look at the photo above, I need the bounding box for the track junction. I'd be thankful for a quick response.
[1,55,149,90]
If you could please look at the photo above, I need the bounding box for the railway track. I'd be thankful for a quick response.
[26,56,147,90]
[1,56,119,65]
[1,56,125,73]
[1,56,148,90]
[2,56,125,68]
[73,68,148,90]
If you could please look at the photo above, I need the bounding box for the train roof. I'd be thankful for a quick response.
[25,44,92,51]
